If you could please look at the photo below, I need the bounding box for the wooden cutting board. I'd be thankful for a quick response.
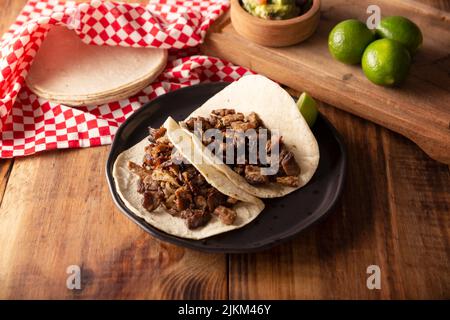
[200,0,450,164]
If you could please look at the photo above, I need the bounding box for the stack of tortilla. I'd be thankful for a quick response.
[26,26,168,106]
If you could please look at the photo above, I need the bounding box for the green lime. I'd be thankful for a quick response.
[362,39,411,86]
[376,16,423,54]
[297,92,318,127]
[328,19,376,64]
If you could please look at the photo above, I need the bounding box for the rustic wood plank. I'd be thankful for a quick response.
[0,0,26,208]
[0,0,227,299]
[379,129,450,299]
[228,0,450,300]
[229,104,450,299]
[0,160,14,205]
[0,146,228,299]
[0,0,29,35]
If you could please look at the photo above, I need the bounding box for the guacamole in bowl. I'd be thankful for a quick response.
[241,0,312,20]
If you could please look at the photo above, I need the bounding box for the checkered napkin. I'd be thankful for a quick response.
[0,0,252,158]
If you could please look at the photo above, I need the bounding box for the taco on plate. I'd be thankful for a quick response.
[179,75,320,198]
[113,117,264,240]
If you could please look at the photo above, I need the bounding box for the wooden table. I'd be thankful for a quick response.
[0,0,448,299]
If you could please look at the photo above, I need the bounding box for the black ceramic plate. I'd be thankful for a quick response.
[106,82,346,253]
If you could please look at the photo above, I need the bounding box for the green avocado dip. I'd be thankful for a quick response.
[241,0,312,20]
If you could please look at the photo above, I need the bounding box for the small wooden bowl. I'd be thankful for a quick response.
[230,0,321,47]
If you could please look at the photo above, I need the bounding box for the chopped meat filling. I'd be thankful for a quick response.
[206,189,227,212]
[175,186,193,211]
[276,176,300,187]
[212,109,236,116]
[230,121,257,131]
[280,150,300,176]
[233,164,245,175]
[194,195,207,210]
[221,113,245,126]
[245,165,269,185]
[181,209,211,229]
[149,127,166,142]
[214,206,237,225]
[142,191,162,212]
[128,126,238,229]
[185,116,212,131]
[184,109,301,188]
[246,112,260,128]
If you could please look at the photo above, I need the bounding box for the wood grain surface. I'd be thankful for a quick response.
[0,0,449,299]
[201,0,450,164]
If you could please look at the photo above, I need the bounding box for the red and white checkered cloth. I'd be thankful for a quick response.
[0,0,252,158]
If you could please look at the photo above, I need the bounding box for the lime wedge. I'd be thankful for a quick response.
[297,92,318,127]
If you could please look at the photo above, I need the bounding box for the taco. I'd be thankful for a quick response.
[180,75,320,198]
[113,117,264,240]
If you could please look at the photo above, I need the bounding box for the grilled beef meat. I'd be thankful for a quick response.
[280,150,300,176]
[246,112,260,128]
[214,206,237,225]
[233,164,245,175]
[245,165,269,185]
[194,195,207,209]
[221,113,245,126]
[212,108,236,117]
[184,109,301,188]
[181,209,211,229]
[128,126,238,229]
[206,189,227,212]
[185,116,212,131]
[175,186,193,211]
[230,121,257,131]
[149,126,167,142]
[142,191,163,211]
[276,176,300,187]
